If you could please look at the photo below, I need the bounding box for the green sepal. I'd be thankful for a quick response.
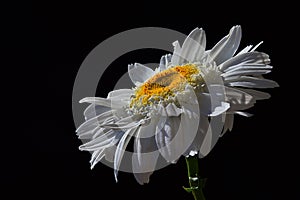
[183,186,194,193]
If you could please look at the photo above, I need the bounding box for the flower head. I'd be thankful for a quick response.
[76,25,278,184]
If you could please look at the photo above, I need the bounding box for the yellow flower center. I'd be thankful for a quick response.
[130,64,202,108]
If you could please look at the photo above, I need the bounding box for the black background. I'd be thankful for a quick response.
[3,1,298,199]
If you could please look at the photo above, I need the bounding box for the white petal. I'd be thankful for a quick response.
[209,102,230,117]
[101,121,140,130]
[132,125,158,184]
[101,115,142,130]
[114,127,138,182]
[199,113,227,158]
[179,28,206,63]
[234,111,253,117]
[159,54,172,71]
[227,115,234,132]
[236,41,263,56]
[219,52,270,72]
[175,87,201,159]
[93,127,108,139]
[156,87,200,162]
[83,104,111,120]
[199,124,213,157]
[79,97,126,109]
[105,145,116,162]
[228,64,272,71]
[155,117,179,162]
[90,149,105,169]
[78,126,101,140]
[239,88,270,100]
[236,45,253,55]
[165,103,183,116]
[107,89,134,99]
[184,115,209,155]
[77,129,95,140]
[209,25,242,65]
[79,130,116,151]
[198,93,213,115]
[209,85,256,112]
[128,63,154,86]
[224,86,254,104]
[226,76,279,88]
[171,41,182,65]
[220,114,234,136]
[176,85,200,105]
[198,111,226,158]
[222,68,271,78]
[199,84,229,116]
[155,103,182,117]
[133,172,153,185]
[224,85,255,111]
[76,110,114,133]
[79,97,109,105]
[250,41,264,52]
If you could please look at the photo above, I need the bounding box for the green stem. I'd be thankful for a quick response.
[184,156,206,200]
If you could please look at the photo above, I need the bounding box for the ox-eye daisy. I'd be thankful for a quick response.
[76,26,277,198]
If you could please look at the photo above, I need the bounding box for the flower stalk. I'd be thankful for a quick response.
[184,155,206,200]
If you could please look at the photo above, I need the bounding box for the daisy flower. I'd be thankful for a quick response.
[76,25,278,185]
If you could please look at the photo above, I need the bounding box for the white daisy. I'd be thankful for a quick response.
[76,25,278,184]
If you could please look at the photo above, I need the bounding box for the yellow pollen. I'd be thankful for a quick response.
[130,64,201,108]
